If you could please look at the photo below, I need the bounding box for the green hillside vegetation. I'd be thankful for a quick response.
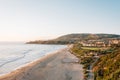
[71,43,120,80]
[71,44,102,79]
[93,47,120,80]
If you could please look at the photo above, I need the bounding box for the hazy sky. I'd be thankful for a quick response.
[0,0,120,41]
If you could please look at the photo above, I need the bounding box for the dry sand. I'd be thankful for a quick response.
[0,48,84,80]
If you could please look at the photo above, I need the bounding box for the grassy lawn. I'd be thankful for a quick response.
[81,47,101,50]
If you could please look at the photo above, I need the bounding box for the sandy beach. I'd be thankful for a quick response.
[0,48,83,80]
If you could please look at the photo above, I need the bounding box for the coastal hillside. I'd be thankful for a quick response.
[93,47,120,80]
[27,33,120,44]
[71,43,120,80]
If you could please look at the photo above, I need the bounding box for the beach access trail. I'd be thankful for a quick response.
[0,48,83,80]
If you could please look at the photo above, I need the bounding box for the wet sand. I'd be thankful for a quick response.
[0,48,83,80]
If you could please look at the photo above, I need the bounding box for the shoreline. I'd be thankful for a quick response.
[0,47,84,80]
[0,48,64,78]
[0,47,66,77]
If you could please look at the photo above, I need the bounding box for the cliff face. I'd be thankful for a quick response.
[27,33,120,44]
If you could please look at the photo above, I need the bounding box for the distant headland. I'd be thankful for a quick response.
[27,33,120,45]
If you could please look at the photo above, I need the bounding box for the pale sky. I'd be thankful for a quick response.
[0,0,120,41]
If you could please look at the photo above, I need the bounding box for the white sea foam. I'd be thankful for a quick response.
[0,42,66,75]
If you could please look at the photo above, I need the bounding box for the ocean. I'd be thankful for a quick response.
[0,42,66,75]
